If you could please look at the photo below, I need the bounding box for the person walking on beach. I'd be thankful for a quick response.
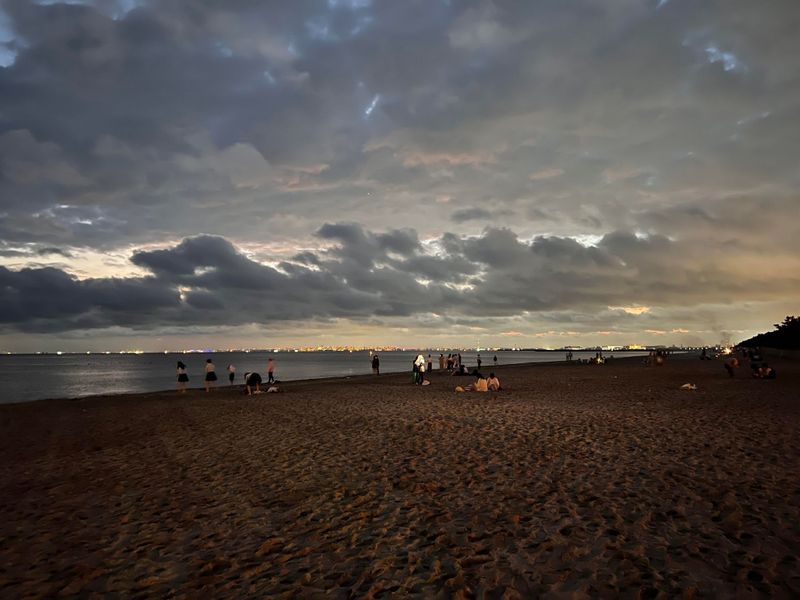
[267,357,275,383]
[372,353,380,375]
[493,354,498,367]
[439,354,445,370]
[227,364,236,385]
[176,361,189,393]
[204,359,217,392]
[427,354,433,373]
[477,354,482,369]
[447,354,454,372]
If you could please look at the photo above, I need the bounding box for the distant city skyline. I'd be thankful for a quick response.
[1,1,799,352]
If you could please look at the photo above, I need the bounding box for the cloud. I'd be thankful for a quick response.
[450,207,492,223]
[1,0,799,346]
[2,224,798,335]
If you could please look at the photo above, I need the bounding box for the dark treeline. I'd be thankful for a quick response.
[739,316,800,350]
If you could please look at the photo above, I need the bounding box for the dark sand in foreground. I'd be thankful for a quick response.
[1,356,799,598]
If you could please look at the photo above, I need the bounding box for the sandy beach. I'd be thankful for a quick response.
[1,356,798,598]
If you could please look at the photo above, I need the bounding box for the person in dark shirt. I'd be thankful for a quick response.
[244,371,262,395]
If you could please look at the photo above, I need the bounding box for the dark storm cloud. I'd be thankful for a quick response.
[2,226,798,334]
[450,207,492,223]
[1,0,797,248]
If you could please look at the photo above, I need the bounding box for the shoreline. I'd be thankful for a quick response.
[4,352,671,407]
[1,355,797,597]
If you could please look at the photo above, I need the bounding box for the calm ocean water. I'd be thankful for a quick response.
[0,350,649,404]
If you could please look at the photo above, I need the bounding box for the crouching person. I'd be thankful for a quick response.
[244,371,262,395]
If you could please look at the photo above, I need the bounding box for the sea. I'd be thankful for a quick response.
[0,350,650,404]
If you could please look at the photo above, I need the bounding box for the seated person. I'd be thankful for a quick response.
[244,371,262,395]
[466,370,488,392]
[758,364,777,379]
[487,373,501,391]
[452,364,469,376]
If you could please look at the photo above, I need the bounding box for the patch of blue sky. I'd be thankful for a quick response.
[704,44,744,72]
[0,44,15,68]
[214,42,234,58]
[364,94,380,117]
[306,19,337,42]
[0,10,17,67]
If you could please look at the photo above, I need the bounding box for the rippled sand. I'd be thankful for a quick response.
[1,356,798,598]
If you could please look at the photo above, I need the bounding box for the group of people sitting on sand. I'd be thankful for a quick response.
[457,371,501,393]
[723,347,777,379]
[410,354,502,392]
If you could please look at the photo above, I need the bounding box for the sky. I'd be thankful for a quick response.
[0,0,798,352]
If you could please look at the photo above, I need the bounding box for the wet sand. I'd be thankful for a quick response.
[1,356,798,598]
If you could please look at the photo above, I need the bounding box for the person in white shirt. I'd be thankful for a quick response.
[227,364,236,386]
[414,354,426,385]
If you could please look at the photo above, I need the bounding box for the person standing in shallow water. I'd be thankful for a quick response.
[204,359,217,392]
[176,361,189,393]
[372,353,380,375]
[227,364,236,386]
[267,357,275,384]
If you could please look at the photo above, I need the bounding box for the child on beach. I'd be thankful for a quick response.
[176,361,189,393]
[204,359,217,392]
[267,357,275,384]
[227,364,236,385]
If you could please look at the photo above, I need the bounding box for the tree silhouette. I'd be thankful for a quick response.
[740,316,800,349]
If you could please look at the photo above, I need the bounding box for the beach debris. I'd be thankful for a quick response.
[454,386,465,393]
[680,383,698,390]
[422,380,431,386]
[267,386,280,393]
